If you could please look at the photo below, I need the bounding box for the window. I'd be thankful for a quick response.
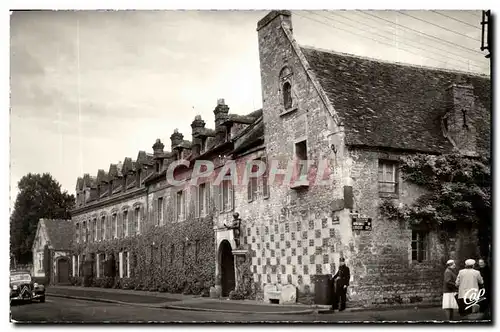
[76,223,80,243]
[412,230,428,262]
[378,160,398,194]
[109,180,113,195]
[262,157,270,199]
[295,140,308,180]
[112,214,117,239]
[176,191,186,221]
[134,207,140,235]
[123,210,129,237]
[82,221,87,243]
[98,253,105,278]
[247,164,259,202]
[123,252,129,278]
[92,219,97,242]
[283,82,292,110]
[157,197,164,225]
[97,184,101,198]
[220,179,234,212]
[101,216,106,240]
[156,161,161,173]
[197,183,208,218]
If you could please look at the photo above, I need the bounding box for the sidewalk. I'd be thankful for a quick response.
[46,285,450,316]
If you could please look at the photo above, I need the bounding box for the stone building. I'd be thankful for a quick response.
[32,219,74,285]
[71,11,490,307]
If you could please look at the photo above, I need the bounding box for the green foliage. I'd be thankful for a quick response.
[10,173,75,264]
[73,214,215,295]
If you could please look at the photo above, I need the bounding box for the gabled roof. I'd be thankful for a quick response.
[96,169,108,183]
[193,128,216,138]
[231,116,265,155]
[301,46,491,153]
[136,151,153,166]
[75,177,83,191]
[108,164,118,178]
[40,219,74,251]
[122,157,134,174]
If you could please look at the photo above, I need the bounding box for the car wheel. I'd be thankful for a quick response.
[39,296,45,303]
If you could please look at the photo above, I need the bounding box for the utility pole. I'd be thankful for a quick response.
[481,10,491,59]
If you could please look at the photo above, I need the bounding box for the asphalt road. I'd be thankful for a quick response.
[9,296,478,323]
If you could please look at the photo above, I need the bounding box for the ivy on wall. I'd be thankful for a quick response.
[72,214,215,295]
[379,153,491,258]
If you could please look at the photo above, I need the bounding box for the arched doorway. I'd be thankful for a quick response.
[57,257,70,284]
[219,240,235,297]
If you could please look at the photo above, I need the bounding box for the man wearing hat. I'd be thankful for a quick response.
[456,259,484,316]
[330,257,350,311]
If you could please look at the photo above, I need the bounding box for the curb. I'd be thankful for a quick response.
[46,293,315,315]
[317,303,441,314]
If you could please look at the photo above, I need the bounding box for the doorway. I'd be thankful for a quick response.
[57,258,70,284]
[219,240,235,297]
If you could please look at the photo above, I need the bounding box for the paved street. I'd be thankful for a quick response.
[9,296,484,323]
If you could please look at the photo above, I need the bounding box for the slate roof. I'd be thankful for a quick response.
[231,117,265,155]
[301,46,491,154]
[42,219,74,251]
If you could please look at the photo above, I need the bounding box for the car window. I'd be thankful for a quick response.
[10,274,31,282]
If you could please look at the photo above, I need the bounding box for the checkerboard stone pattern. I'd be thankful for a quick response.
[244,214,341,291]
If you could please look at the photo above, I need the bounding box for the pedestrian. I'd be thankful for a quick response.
[455,259,483,316]
[330,257,350,311]
[477,258,490,315]
[442,259,458,320]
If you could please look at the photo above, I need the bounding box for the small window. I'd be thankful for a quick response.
[295,140,308,179]
[100,216,106,240]
[93,218,97,242]
[378,160,398,194]
[156,162,161,173]
[109,180,113,195]
[220,179,234,213]
[112,214,117,239]
[197,183,207,218]
[247,163,260,202]
[123,210,129,237]
[158,197,164,225]
[262,157,270,199]
[176,190,186,221]
[412,230,428,262]
[283,82,292,110]
[134,207,140,235]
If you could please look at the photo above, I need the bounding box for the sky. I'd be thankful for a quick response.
[9,10,490,209]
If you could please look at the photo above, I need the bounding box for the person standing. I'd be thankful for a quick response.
[456,259,483,316]
[477,258,490,315]
[442,260,459,320]
[330,257,350,311]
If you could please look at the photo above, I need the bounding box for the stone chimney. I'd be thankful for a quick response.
[214,99,229,143]
[443,82,478,156]
[170,129,184,148]
[257,10,292,32]
[191,115,205,156]
[152,139,164,156]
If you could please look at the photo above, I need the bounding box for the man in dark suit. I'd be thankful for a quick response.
[331,257,350,311]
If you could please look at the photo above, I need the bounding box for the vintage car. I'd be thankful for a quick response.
[10,270,45,303]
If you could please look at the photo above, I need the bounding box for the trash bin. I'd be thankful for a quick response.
[313,274,333,305]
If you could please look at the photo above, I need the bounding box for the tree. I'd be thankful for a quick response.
[10,173,75,264]
[380,153,491,261]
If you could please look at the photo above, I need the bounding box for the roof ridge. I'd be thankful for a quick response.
[300,45,490,78]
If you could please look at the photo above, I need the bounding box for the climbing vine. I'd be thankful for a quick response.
[72,214,215,295]
[380,153,491,257]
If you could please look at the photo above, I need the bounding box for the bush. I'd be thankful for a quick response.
[229,290,245,300]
